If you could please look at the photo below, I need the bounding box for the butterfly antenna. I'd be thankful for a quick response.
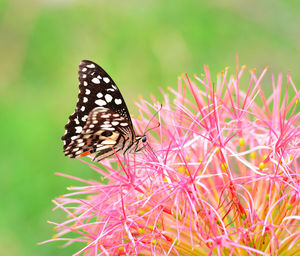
[144,103,163,134]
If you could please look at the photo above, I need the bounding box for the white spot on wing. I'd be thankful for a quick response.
[87,64,95,68]
[102,127,115,131]
[102,140,116,145]
[105,94,113,102]
[83,97,88,103]
[95,99,107,106]
[101,124,112,128]
[92,78,100,84]
[103,77,110,83]
[81,115,88,121]
[85,89,91,95]
[75,126,83,133]
[97,92,103,98]
[83,81,88,86]
[115,98,122,105]
[82,74,87,78]
[120,123,128,126]
[74,118,79,124]
[82,68,87,72]
[81,106,85,111]
[112,121,119,126]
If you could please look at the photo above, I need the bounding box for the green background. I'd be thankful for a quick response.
[0,0,299,255]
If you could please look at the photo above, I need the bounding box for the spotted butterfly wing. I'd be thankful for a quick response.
[62,60,145,161]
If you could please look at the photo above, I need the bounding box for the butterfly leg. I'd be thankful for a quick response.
[135,145,145,152]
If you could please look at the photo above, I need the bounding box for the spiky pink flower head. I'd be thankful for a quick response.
[42,58,300,255]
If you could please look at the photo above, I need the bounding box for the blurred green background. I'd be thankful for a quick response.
[0,0,299,255]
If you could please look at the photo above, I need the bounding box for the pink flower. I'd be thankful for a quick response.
[42,58,300,255]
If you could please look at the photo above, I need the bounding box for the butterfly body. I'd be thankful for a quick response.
[62,60,146,162]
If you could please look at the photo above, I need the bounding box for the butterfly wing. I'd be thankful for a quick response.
[62,60,135,158]
[64,107,133,160]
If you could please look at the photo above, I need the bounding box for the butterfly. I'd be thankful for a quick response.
[62,60,147,162]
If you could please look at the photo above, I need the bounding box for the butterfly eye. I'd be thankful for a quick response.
[141,136,147,143]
